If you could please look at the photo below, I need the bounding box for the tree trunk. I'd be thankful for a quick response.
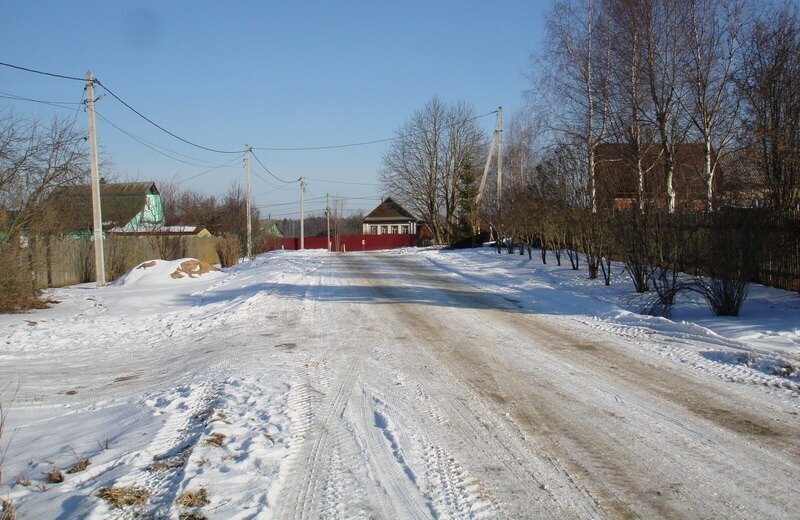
[705,137,714,212]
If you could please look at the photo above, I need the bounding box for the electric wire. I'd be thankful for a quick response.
[0,92,81,110]
[249,149,299,184]
[250,110,498,151]
[0,60,87,82]
[177,155,243,184]
[94,111,232,167]
[71,90,85,126]
[95,111,239,169]
[0,90,83,106]
[256,195,380,208]
[254,184,299,197]
[249,169,281,190]
[303,176,378,186]
[94,81,242,154]
[0,61,496,197]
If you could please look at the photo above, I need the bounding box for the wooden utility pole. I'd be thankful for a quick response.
[326,193,331,252]
[85,72,106,287]
[244,144,252,258]
[299,177,306,250]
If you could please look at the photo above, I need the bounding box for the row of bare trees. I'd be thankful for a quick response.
[473,0,800,317]
[535,0,800,215]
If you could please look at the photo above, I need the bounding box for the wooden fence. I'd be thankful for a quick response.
[603,210,800,293]
[13,234,220,289]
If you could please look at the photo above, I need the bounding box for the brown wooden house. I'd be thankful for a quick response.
[595,143,722,211]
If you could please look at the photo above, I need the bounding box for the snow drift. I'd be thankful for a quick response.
[115,258,224,286]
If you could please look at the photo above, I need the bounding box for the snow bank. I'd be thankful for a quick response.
[115,258,225,286]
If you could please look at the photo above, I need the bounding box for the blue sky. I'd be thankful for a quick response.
[1,1,548,216]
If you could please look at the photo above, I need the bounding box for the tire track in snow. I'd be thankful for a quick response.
[346,253,604,518]
[273,256,400,518]
[366,251,800,518]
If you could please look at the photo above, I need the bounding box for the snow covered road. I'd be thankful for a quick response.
[2,249,799,518]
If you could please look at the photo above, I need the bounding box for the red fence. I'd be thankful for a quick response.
[281,234,418,251]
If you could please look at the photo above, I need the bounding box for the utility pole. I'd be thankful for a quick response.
[326,193,331,252]
[475,106,504,205]
[299,177,306,250]
[85,72,106,287]
[496,106,503,200]
[244,144,252,259]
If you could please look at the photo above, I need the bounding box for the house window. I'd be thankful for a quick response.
[400,225,409,234]
[370,225,378,235]
[390,225,399,234]
[380,225,388,234]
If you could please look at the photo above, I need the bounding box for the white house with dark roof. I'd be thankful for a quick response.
[362,197,419,235]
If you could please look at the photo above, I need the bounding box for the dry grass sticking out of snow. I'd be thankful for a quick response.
[96,486,151,508]
[176,487,209,507]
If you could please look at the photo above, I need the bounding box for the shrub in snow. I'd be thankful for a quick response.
[643,268,686,317]
[691,277,749,316]
[216,233,241,268]
[0,245,47,313]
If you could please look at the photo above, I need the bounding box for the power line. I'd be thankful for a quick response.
[251,110,498,151]
[0,60,86,82]
[95,80,242,155]
[254,183,299,197]
[256,195,379,208]
[253,136,397,151]
[250,149,299,184]
[0,90,83,106]
[0,60,242,155]
[304,176,379,186]
[177,155,243,184]
[0,92,80,111]
[94,111,232,167]
[71,90,85,126]
[250,168,281,190]
[257,196,327,208]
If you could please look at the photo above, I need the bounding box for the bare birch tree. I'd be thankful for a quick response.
[640,0,691,213]
[540,0,611,213]
[606,0,656,211]
[681,0,743,212]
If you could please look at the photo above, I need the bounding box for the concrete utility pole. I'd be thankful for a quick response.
[326,193,331,252]
[496,106,503,199]
[85,72,106,287]
[299,177,306,250]
[244,144,252,259]
[475,106,504,205]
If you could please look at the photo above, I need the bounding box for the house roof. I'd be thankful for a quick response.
[363,197,417,223]
[45,182,158,232]
[108,225,208,236]
[261,219,283,236]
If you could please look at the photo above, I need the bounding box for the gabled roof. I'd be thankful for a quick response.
[45,182,158,232]
[363,197,417,223]
[261,219,283,236]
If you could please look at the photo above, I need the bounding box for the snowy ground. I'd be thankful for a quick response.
[1,248,798,518]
